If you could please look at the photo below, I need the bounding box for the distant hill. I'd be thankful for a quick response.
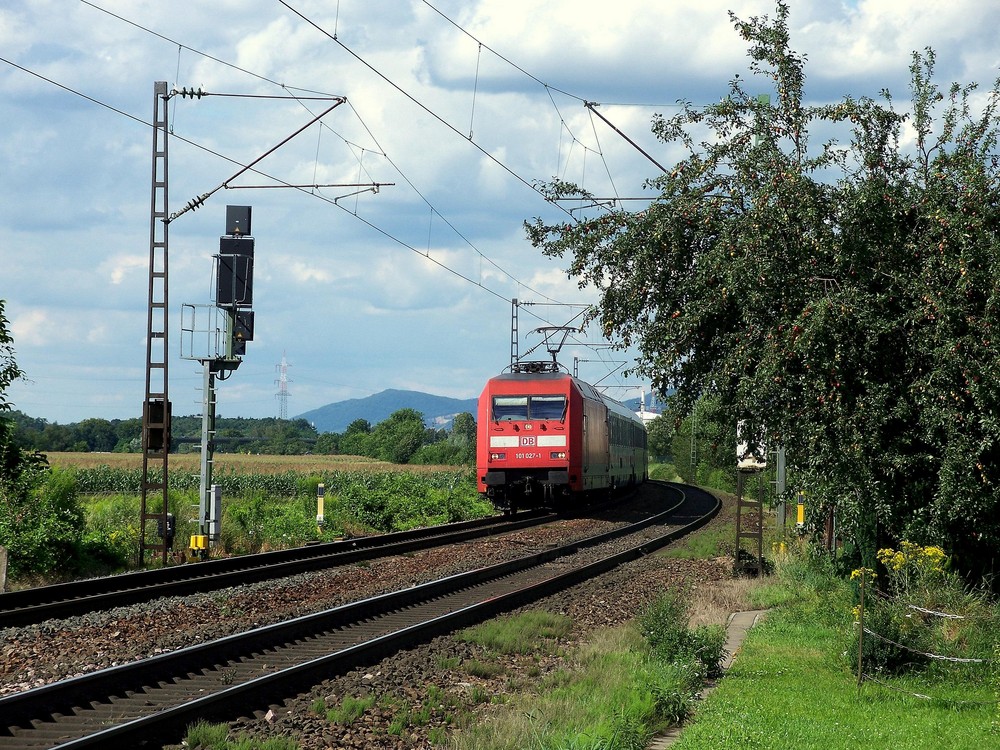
[297,388,669,434]
[297,389,478,434]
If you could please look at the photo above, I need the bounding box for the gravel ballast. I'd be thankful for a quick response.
[0,484,735,748]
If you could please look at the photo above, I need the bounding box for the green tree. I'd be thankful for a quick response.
[0,300,22,414]
[0,300,84,578]
[112,417,142,452]
[668,397,736,493]
[0,467,83,577]
[411,412,477,466]
[370,408,426,464]
[76,418,118,452]
[527,1,1000,581]
[339,418,372,457]
[449,412,477,464]
[0,300,27,484]
[314,432,339,454]
[645,415,673,461]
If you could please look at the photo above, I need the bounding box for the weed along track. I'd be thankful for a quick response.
[0,482,718,749]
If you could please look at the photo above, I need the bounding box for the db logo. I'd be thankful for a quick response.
[520,436,536,447]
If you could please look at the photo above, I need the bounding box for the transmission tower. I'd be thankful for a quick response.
[275,352,291,420]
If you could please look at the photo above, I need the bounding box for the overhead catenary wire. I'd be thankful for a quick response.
[15,3,656,386]
[74,0,577,314]
[422,0,670,183]
[278,0,577,218]
[339,100,568,306]
[168,95,347,223]
[0,50,570,335]
[115,0,638,307]
[0,51,527,319]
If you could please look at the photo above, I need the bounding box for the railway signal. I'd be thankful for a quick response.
[136,80,380,566]
[181,207,257,559]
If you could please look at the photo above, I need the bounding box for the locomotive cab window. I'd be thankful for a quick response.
[493,396,528,421]
[492,394,566,421]
[529,395,566,421]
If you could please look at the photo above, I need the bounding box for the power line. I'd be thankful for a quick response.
[278,0,577,217]
[0,52,547,315]
[10,5,647,385]
[73,0,576,313]
[339,100,566,306]
[420,0,584,102]
[420,1,665,195]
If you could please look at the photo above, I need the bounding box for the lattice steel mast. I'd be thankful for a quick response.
[139,81,171,567]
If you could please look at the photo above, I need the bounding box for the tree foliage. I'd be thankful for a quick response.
[0,299,80,578]
[668,398,737,493]
[645,415,673,460]
[527,1,1000,580]
[0,300,23,414]
[368,408,428,464]
[411,411,477,465]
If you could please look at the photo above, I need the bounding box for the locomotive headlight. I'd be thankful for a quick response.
[550,451,566,459]
[490,452,506,460]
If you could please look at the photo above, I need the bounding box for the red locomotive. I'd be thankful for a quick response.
[476,363,648,512]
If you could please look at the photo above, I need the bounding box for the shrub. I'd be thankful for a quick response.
[639,590,727,677]
[850,543,999,677]
[0,466,84,577]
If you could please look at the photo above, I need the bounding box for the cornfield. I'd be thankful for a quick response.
[47,452,456,475]
[48,452,467,498]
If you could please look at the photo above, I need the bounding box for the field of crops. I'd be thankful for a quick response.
[29,452,491,572]
[46,452,460,475]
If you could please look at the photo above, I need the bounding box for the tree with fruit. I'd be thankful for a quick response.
[527,1,1000,581]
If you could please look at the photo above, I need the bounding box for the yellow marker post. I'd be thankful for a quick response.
[316,483,325,535]
[796,491,806,531]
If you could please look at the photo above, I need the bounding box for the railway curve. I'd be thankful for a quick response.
[0,481,718,749]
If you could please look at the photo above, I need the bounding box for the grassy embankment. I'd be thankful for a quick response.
[441,464,997,749]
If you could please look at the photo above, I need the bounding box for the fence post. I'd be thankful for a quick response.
[856,567,866,687]
[0,546,7,593]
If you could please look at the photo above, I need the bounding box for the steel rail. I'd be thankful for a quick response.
[0,510,554,628]
[0,483,718,749]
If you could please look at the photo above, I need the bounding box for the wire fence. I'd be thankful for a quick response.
[854,569,998,707]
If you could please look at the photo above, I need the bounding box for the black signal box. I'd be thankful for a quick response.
[234,310,254,342]
[217,237,254,307]
[226,205,252,236]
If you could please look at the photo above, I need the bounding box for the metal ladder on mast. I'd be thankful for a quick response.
[139,81,171,567]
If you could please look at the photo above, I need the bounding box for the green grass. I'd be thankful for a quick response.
[671,557,998,750]
[458,610,574,654]
[660,523,731,559]
[649,462,683,482]
[445,543,998,750]
[183,721,299,750]
[451,625,696,750]
[325,694,376,724]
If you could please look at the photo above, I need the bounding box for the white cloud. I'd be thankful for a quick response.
[103,254,148,285]
[10,308,52,346]
[2,0,996,421]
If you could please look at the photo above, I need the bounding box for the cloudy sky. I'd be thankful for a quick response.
[2,1,999,426]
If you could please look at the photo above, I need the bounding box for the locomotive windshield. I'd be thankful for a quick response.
[530,395,566,420]
[492,394,566,421]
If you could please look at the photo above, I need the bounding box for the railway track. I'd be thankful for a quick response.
[0,510,556,628]
[0,482,719,750]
